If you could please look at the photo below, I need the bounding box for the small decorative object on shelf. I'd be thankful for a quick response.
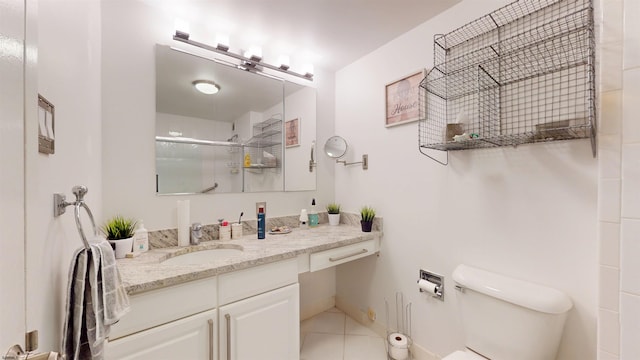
[102,215,137,258]
[327,203,341,226]
[418,0,596,165]
[360,206,375,232]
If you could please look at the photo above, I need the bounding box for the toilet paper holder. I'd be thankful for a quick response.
[418,269,444,301]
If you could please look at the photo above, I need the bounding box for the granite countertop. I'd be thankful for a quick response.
[117,224,382,295]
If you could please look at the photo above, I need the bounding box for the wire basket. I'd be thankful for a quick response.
[419,0,596,162]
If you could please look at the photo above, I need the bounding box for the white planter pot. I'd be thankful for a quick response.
[109,237,133,259]
[328,213,341,226]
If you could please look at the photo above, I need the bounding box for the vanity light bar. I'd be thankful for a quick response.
[173,31,314,81]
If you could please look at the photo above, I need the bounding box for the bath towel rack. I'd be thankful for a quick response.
[53,185,98,249]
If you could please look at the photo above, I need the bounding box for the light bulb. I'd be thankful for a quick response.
[302,63,314,76]
[245,46,262,61]
[173,19,189,35]
[216,34,229,51]
[278,55,290,70]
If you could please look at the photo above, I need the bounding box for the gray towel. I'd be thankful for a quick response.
[62,239,130,360]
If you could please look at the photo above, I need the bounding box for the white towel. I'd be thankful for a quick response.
[62,239,130,360]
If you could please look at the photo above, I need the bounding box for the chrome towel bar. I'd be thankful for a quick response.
[53,185,98,249]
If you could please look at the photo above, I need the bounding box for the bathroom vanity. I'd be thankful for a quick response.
[105,224,381,360]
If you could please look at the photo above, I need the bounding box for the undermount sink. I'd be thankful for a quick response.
[162,247,244,265]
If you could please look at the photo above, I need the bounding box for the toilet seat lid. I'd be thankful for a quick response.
[442,350,487,360]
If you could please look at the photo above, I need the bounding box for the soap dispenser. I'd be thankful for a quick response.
[133,220,149,253]
[309,198,319,227]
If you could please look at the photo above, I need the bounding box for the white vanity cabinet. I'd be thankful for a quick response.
[105,276,218,360]
[217,258,300,360]
[105,258,299,360]
[308,238,377,272]
[105,309,217,360]
[106,234,381,360]
[219,284,299,360]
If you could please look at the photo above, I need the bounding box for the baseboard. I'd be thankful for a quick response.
[410,342,441,360]
[335,296,441,360]
[300,295,336,321]
[335,296,387,337]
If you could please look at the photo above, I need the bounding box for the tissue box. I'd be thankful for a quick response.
[445,123,464,141]
[534,120,572,141]
[262,151,277,167]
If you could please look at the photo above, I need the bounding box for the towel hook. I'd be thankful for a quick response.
[53,185,98,249]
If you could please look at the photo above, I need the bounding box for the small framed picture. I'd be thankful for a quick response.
[385,70,424,127]
[285,118,300,148]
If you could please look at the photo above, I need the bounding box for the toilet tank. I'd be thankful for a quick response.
[452,265,572,360]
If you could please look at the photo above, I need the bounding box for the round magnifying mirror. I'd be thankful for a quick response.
[324,136,348,158]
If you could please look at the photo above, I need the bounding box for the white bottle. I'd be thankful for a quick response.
[133,220,149,253]
[299,209,309,229]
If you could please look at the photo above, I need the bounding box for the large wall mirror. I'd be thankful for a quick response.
[155,45,317,194]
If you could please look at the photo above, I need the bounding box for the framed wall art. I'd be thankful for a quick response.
[385,70,425,127]
[285,118,300,147]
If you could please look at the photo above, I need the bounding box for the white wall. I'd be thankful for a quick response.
[619,0,640,353]
[333,1,597,359]
[283,87,317,191]
[0,0,27,349]
[101,0,334,230]
[597,0,640,359]
[25,0,103,352]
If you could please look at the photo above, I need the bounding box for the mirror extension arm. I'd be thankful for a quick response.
[336,154,368,170]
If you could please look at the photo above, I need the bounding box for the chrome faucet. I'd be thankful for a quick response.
[190,222,203,245]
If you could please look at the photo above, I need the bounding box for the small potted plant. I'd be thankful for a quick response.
[102,215,137,259]
[327,203,341,226]
[360,206,375,232]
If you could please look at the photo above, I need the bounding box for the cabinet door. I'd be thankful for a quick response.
[219,284,299,360]
[106,309,217,360]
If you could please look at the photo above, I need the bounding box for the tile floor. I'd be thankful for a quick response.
[300,307,388,360]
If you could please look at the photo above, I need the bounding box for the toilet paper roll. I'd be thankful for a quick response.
[388,333,409,360]
[418,278,438,294]
[177,200,190,247]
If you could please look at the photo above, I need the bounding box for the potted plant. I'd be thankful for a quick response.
[327,203,341,226]
[102,215,137,259]
[360,206,375,232]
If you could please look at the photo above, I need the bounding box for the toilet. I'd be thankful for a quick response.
[443,264,573,360]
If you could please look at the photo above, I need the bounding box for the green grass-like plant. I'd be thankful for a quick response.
[360,206,375,222]
[102,215,137,240]
[326,203,341,214]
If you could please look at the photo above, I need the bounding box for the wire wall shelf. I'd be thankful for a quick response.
[419,0,596,165]
[244,116,282,170]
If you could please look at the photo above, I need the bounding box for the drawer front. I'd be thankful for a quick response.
[106,309,217,360]
[218,258,298,306]
[309,239,377,272]
[110,276,217,340]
